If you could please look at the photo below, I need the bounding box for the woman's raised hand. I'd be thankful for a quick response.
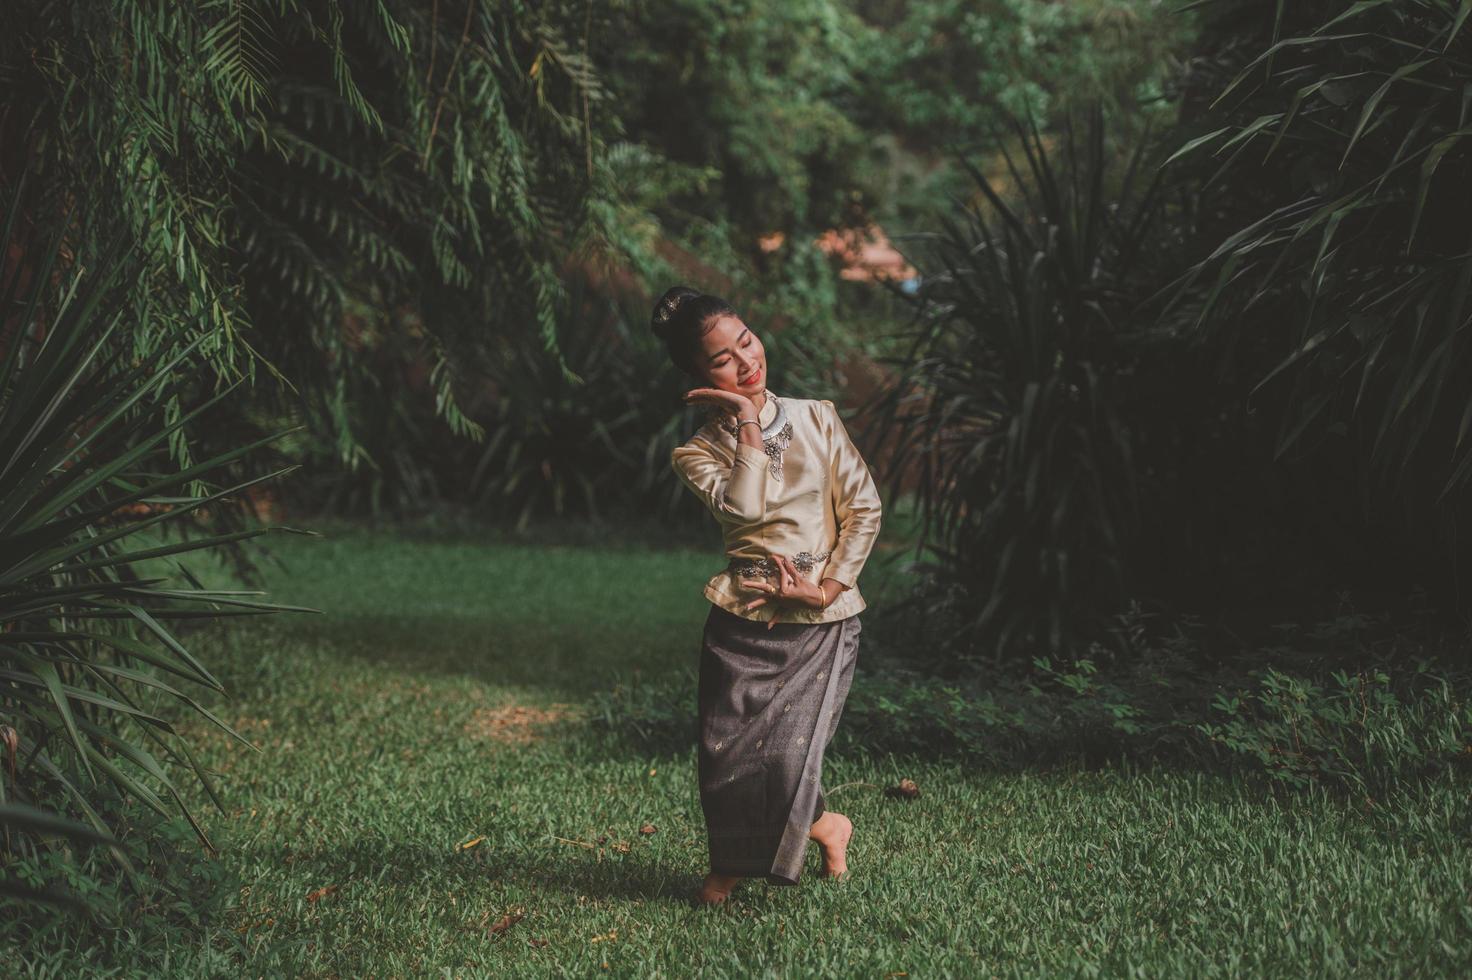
[738,554,824,630]
[682,387,756,422]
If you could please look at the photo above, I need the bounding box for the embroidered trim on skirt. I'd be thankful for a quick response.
[696,603,862,885]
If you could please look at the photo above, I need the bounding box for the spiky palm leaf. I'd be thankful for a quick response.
[1167,0,1472,505]
[0,186,314,903]
[871,105,1170,664]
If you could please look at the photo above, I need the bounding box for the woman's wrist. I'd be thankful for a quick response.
[810,578,842,609]
[724,396,757,423]
[731,398,762,449]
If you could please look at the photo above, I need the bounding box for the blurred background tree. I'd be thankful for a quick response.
[1,0,1188,524]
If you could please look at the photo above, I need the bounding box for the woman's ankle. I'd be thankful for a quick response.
[809,811,843,840]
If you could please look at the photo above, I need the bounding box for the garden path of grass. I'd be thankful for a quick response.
[156,524,1472,977]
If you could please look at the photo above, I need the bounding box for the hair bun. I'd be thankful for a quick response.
[651,285,699,339]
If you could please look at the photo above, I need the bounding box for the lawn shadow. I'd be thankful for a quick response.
[231,607,699,701]
[248,834,702,908]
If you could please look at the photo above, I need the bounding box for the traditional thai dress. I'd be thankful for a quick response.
[670,389,883,884]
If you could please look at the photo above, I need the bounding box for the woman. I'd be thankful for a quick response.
[653,285,883,907]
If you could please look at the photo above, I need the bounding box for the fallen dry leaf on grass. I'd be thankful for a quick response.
[467,908,526,938]
[552,835,598,849]
[528,937,550,948]
[885,778,921,800]
[638,823,657,835]
[487,912,524,935]
[305,885,338,903]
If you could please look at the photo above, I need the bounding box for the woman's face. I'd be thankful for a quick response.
[697,314,767,396]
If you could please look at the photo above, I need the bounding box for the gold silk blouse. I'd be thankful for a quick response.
[670,389,883,624]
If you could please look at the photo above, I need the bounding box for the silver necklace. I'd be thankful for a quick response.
[713,394,793,481]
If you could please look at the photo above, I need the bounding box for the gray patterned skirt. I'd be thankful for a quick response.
[696,603,862,885]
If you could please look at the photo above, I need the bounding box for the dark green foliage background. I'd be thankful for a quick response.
[0,0,1189,519]
[3,0,1471,969]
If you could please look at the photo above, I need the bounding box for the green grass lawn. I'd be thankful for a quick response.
[28,521,1472,976]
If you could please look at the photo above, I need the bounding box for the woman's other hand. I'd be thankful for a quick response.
[738,554,827,629]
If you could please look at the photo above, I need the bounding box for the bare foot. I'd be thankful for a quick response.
[809,811,853,879]
[694,872,743,906]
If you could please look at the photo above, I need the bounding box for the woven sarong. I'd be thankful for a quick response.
[696,603,862,885]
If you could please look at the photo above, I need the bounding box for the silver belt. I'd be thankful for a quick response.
[730,549,832,579]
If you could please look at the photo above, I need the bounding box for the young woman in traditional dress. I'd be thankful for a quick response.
[653,286,883,906]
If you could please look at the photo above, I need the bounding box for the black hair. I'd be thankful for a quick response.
[650,285,738,380]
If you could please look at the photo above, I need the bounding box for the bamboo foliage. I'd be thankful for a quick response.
[2,0,619,481]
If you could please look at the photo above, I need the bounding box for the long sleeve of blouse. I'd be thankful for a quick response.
[669,441,770,524]
[819,399,883,591]
[669,391,882,624]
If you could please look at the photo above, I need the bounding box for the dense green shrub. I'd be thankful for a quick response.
[0,808,242,967]
[1197,662,1471,794]
[869,106,1192,663]
[1162,0,1472,606]
[871,1,1472,669]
